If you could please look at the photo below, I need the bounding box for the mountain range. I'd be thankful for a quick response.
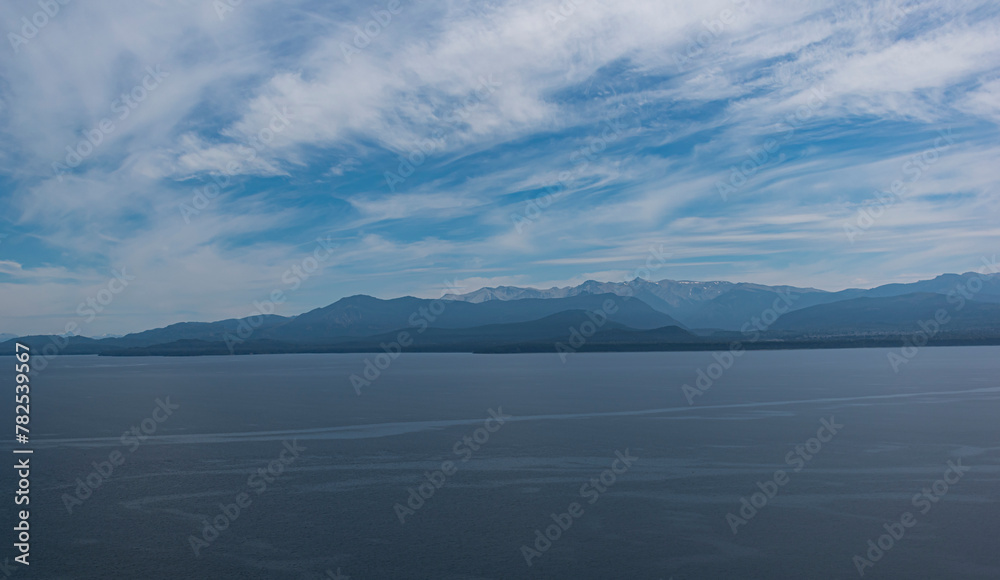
[443,272,1000,329]
[3,271,999,356]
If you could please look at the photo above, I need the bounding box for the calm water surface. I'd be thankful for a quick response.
[5,347,1000,579]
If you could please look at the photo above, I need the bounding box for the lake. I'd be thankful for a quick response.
[6,347,1000,578]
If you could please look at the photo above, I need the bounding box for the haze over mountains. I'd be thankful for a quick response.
[3,271,1000,356]
[443,272,1000,329]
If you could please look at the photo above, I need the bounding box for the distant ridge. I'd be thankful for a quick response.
[442,273,1000,330]
[3,271,999,357]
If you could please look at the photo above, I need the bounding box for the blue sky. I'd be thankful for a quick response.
[1,0,999,335]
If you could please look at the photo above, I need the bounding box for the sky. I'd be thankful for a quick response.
[1,0,999,336]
